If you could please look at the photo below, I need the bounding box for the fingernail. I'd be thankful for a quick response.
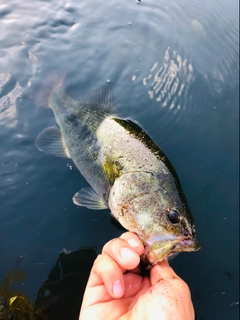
[120,248,137,259]
[128,239,141,248]
[113,280,123,298]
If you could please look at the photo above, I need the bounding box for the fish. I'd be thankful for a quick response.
[35,73,200,266]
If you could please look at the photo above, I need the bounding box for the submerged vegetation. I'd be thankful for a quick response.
[0,270,34,320]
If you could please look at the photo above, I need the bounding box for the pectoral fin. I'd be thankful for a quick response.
[104,153,116,186]
[35,126,71,158]
[73,187,108,210]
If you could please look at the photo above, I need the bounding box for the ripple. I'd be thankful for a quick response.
[187,0,239,95]
[142,47,195,113]
[209,49,239,95]
[0,74,22,128]
[0,72,11,92]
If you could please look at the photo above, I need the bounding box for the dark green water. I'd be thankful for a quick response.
[0,0,239,319]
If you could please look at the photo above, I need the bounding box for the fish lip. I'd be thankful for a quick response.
[173,238,201,251]
[146,234,180,246]
[145,235,201,265]
[147,234,200,251]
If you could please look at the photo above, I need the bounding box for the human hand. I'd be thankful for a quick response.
[79,232,194,320]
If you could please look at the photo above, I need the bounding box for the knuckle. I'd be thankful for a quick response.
[92,253,103,268]
[120,231,138,240]
[94,254,113,273]
[102,237,126,253]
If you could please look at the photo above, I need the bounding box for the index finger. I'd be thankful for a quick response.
[119,231,144,255]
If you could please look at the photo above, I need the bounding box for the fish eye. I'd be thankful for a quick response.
[167,210,180,224]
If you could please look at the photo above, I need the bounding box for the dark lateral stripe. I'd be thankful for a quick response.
[112,118,165,160]
[111,118,193,222]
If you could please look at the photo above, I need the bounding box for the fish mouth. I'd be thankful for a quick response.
[144,235,201,265]
[172,238,201,252]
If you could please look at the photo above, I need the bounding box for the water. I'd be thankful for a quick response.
[0,0,239,319]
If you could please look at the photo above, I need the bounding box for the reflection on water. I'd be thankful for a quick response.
[141,47,194,112]
[191,20,206,39]
[0,73,21,128]
[207,49,239,96]
[0,73,22,198]
[189,2,239,96]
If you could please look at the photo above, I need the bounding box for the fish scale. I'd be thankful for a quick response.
[35,77,200,266]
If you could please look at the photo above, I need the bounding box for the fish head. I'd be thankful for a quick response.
[143,205,201,266]
[108,171,200,265]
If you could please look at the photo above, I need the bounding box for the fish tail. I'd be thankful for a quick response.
[30,70,67,108]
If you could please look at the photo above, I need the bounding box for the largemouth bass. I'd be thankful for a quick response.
[35,74,200,265]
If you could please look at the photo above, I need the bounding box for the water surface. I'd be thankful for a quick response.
[0,0,239,319]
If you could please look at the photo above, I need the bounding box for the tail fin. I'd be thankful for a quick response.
[30,70,66,108]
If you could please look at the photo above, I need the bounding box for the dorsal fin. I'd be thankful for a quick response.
[80,86,116,114]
